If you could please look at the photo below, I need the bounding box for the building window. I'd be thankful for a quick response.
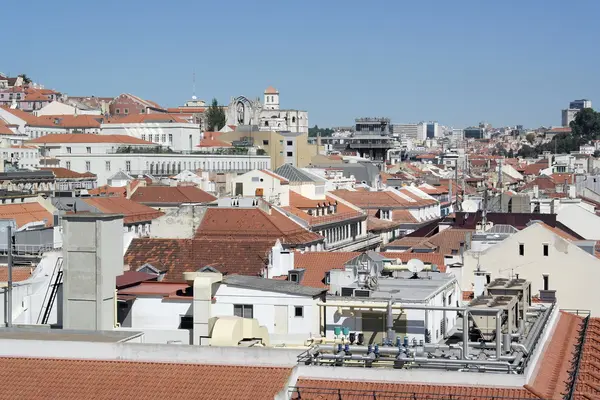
[116,109,120,114]
[289,273,299,282]
[86,147,91,154]
[262,140,269,145]
[66,161,71,170]
[294,306,304,317]
[519,244,524,256]
[543,244,549,256]
[141,134,145,141]
[105,161,111,171]
[292,116,296,123]
[155,134,160,142]
[233,304,253,319]
[169,134,173,143]
[287,152,293,157]
[287,141,293,146]
[161,134,166,142]
[66,147,71,154]
[264,121,269,127]
[85,161,91,171]
[179,315,193,329]
[126,161,131,172]
[124,108,129,114]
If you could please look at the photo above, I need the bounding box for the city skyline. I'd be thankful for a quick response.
[3,0,600,128]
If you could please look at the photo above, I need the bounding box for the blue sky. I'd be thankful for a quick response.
[3,0,599,128]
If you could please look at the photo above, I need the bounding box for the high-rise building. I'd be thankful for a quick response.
[391,123,419,141]
[464,127,484,139]
[562,99,592,127]
[426,122,439,139]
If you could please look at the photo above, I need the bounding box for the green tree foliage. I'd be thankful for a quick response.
[308,125,334,137]
[517,145,538,158]
[18,74,31,84]
[205,98,226,131]
[525,133,535,144]
[523,108,600,156]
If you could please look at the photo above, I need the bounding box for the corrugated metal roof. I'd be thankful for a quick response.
[223,275,326,297]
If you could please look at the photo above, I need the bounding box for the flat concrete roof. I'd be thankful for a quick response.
[342,272,455,301]
[0,327,142,343]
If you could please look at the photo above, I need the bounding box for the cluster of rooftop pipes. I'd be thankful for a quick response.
[308,300,552,373]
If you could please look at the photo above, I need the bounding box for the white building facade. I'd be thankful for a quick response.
[100,121,202,153]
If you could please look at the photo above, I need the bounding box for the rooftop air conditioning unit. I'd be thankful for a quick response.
[354,289,370,298]
[341,287,354,297]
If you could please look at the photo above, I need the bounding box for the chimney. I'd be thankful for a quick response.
[269,240,295,277]
[533,185,539,199]
[62,214,124,331]
[474,270,489,297]
[568,184,576,199]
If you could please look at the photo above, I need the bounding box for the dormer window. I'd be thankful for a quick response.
[289,273,299,282]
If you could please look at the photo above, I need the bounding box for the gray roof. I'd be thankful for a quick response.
[308,162,380,185]
[108,170,134,181]
[274,164,325,183]
[486,224,518,235]
[223,275,326,297]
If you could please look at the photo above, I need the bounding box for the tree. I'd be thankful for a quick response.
[518,145,538,158]
[308,125,334,137]
[18,74,31,84]
[525,133,535,144]
[507,149,514,158]
[570,108,600,138]
[205,98,226,131]
[594,150,600,158]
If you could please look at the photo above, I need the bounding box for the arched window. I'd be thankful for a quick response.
[264,121,269,127]
[292,116,296,123]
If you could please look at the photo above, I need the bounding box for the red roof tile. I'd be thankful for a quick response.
[125,237,274,280]
[37,114,104,128]
[88,185,127,197]
[106,113,187,124]
[523,160,549,176]
[366,216,403,231]
[130,185,216,205]
[40,167,96,179]
[115,270,158,289]
[0,357,292,400]
[0,203,53,228]
[196,208,323,246]
[293,378,537,400]
[82,197,164,224]
[293,252,361,288]
[197,137,232,147]
[392,209,418,223]
[380,252,446,272]
[0,266,32,282]
[332,189,416,208]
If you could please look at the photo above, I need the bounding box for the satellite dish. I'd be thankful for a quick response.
[407,259,425,274]
[462,199,478,212]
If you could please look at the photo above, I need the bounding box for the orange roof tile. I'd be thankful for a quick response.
[0,120,14,135]
[129,185,216,205]
[40,167,96,179]
[197,137,232,148]
[0,357,292,400]
[37,114,104,128]
[366,216,403,231]
[379,252,446,272]
[27,134,155,145]
[0,266,32,282]
[88,185,126,197]
[260,169,289,184]
[332,189,414,208]
[264,86,278,94]
[392,209,418,223]
[0,203,53,228]
[125,237,275,280]
[293,252,361,288]
[82,197,164,224]
[196,208,323,245]
[293,378,537,400]
[537,222,578,241]
[106,113,188,124]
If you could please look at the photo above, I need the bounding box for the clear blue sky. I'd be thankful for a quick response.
[3,0,599,129]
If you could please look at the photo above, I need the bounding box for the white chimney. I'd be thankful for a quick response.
[473,269,489,297]
[533,185,539,199]
[269,240,295,277]
[568,185,576,199]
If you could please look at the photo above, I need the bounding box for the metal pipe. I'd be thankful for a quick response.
[511,319,525,338]
[495,310,502,359]
[503,334,511,354]
[399,355,512,370]
[462,311,469,359]
[6,225,12,328]
[511,343,529,356]
[386,299,395,344]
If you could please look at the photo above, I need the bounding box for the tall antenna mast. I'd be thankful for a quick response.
[192,70,196,99]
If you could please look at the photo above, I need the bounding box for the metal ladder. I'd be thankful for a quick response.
[37,257,63,325]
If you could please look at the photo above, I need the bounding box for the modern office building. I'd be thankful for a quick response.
[562,99,592,127]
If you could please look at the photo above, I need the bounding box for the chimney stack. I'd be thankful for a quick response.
[62,214,124,331]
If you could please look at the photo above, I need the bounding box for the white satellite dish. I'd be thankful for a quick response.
[407,259,425,274]
[462,200,478,212]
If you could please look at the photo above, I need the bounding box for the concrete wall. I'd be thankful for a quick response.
[62,214,124,330]
[463,223,600,315]
[150,205,207,239]
[212,285,321,340]
[232,170,290,206]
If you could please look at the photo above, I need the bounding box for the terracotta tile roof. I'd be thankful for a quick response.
[130,185,216,205]
[0,357,292,400]
[106,113,187,124]
[284,194,364,227]
[547,127,572,133]
[0,120,14,135]
[523,160,549,176]
[528,312,583,399]
[125,237,274,280]
[27,133,154,145]
[392,209,419,223]
[289,191,330,208]
[293,252,361,288]
[462,290,474,301]
[82,197,164,224]
[293,378,538,400]
[118,281,189,297]
[40,167,96,179]
[37,114,104,128]
[537,222,578,241]
[260,169,289,184]
[197,137,232,147]
[196,208,323,246]
[265,86,278,94]
[0,106,42,125]
[424,228,474,256]
[0,266,32,282]
[88,185,126,197]
[0,203,53,228]
[521,175,557,191]
[367,216,402,232]
[332,189,418,209]
[551,173,575,184]
[386,236,427,248]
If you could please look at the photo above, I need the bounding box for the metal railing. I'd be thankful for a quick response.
[289,387,541,400]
